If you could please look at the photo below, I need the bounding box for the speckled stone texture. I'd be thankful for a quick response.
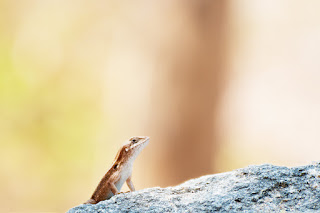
[67,163,320,212]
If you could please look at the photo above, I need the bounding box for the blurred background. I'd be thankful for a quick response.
[1,0,320,212]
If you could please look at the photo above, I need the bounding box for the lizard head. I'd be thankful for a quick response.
[114,136,150,167]
[127,136,150,150]
[125,136,150,159]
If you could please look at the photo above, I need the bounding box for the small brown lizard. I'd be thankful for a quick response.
[84,136,150,204]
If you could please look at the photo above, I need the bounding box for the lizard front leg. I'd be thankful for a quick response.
[109,182,121,195]
[126,176,135,191]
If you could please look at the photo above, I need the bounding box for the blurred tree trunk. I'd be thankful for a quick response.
[147,0,228,186]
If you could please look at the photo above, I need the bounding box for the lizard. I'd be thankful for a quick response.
[84,136,150,204]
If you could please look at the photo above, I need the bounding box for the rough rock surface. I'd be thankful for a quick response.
[68,163,320,212]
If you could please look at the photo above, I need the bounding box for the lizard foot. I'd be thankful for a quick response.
[116,191,130,195]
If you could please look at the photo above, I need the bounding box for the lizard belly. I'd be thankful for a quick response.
[115,172,129,191]
[115,166,132,191]
[115,177,126,191]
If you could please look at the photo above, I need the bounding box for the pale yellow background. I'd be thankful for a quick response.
[1,0,320,212]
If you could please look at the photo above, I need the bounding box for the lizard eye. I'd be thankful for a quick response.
[114,164,118,169]
[132,138,137,143]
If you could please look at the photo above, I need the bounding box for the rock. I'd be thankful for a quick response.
[67,163,320,212]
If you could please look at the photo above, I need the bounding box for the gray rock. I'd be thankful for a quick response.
[67,163,320,212]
